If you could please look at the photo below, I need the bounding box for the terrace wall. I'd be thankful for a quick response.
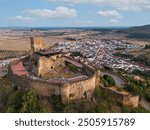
[101,86,139,107]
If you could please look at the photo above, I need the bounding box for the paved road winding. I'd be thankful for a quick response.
[101,72,126,87]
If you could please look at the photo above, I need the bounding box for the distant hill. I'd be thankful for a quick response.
[119,24,150,39]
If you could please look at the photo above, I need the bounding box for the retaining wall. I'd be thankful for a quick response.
[101,86,139,107]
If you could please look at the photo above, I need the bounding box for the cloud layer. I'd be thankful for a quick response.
[25,7,77,19]
[6,0,150,25]
[98,10,122,18]
[49,0,150,11]
[9,16,35,23]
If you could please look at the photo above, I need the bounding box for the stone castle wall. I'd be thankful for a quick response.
[61,73,97,101]
[101,86,139,107]
[8,36,100,103]
[8,61,139,107]
[123,95,139,108]
[8,67,61,96]
[8,62,99,102]
[38,55,65,77]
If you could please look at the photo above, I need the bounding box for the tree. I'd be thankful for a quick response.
[21,90,48,113]
[95,103,108,113]
[144,90,150,102]
[103,75,115,87]
[52,95,65,112]
[69,65,78,72]
[0,77,13,112]
[125,83,143,98]
[71,52,83,57]
[94,87,101,98]
[145,44,150,49]
[6,91,23,112]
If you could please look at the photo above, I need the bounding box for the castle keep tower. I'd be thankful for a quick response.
[30,37,43,53]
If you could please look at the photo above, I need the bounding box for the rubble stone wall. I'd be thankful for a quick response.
[8,54,100,103]
[38,55,65,77]
[101,86,139,107]
[8,65,99,102]
[8,69,61,96]
[123,95,139,108]
[30,37,43,52]
[61,74,97,101]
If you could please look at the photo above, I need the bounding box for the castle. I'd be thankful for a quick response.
[8,37,139,107]
[8,37,100,102]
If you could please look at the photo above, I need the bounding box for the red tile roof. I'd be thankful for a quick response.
[11,61,29,76]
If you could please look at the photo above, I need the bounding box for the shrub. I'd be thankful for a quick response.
[122,106,149,113]
[68,64,79,72]
[101,78,109,87]
[103,75,115,87]
[52,95,65,112]
[6,91,23,112]
[21,90,49,113]
[144,90,150,102]
[145,44,150,49]
[95,104,108,113]
[71,52,83,57]
[125,83,143,98]
[94,87,101,98]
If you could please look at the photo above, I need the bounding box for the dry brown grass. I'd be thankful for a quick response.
[129,48,150,58]
[0,29,149,51]
[0,36,66,51]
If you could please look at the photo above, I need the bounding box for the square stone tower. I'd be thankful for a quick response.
[30,37,43,53]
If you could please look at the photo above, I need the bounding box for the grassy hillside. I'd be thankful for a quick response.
[119,24,150,39]
[129,48,150,67]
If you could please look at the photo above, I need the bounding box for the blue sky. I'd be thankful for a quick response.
[0,0,150,27]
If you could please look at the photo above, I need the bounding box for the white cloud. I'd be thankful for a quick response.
[48,0,150,11]
[9,16,35,23]
[145,5,150,9]
[25,7,77,19]
[110,19,119,24]
[97,10,121,24]
[98,10,122,18]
